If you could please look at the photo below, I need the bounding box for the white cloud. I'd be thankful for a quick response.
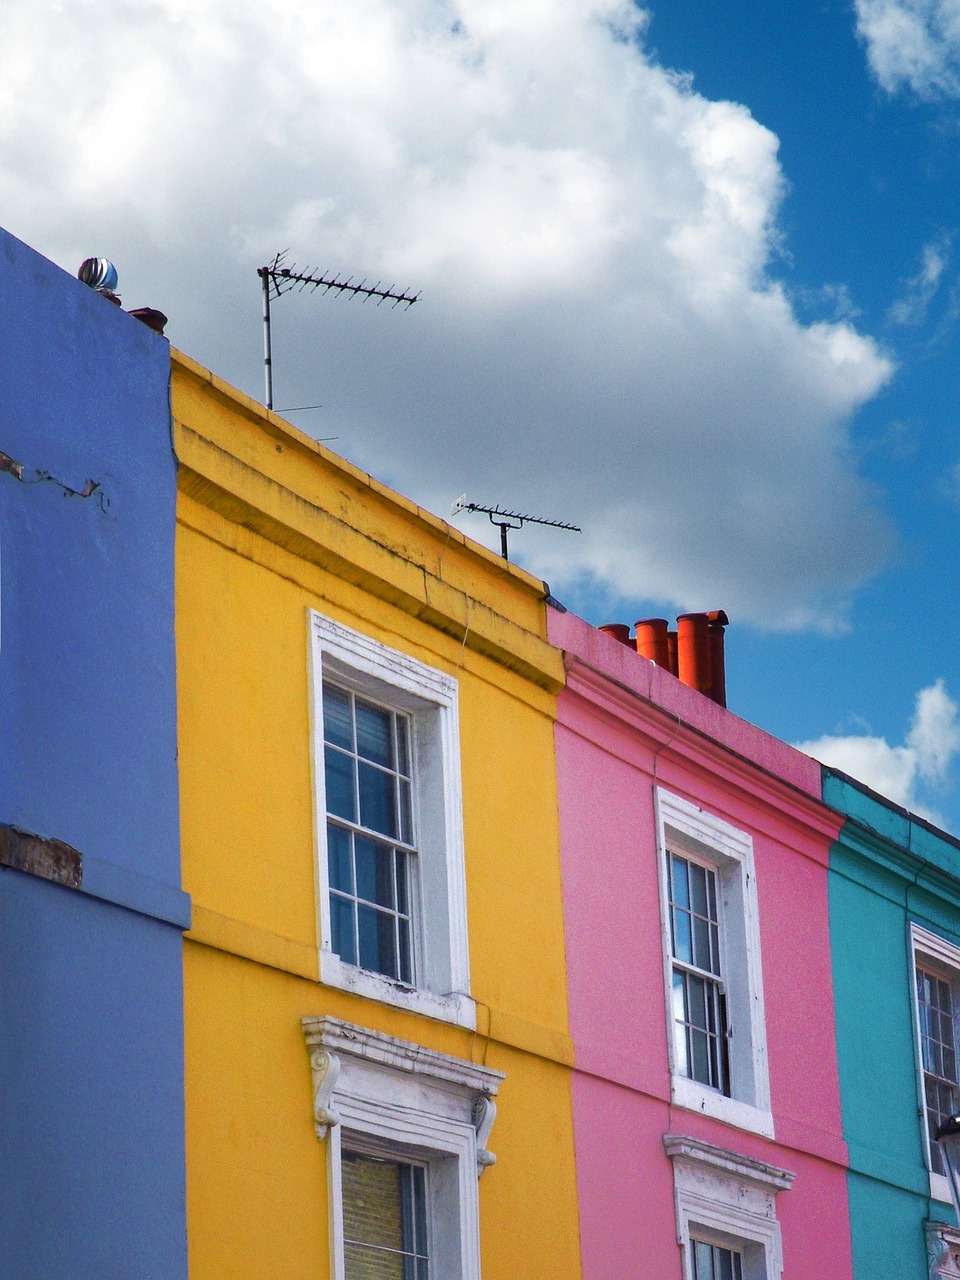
[888,235,951,325]
[795,679,960,822]
[0,0,897,628]
[855,0,960,98]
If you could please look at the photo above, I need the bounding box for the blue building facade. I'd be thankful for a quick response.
[0,228,190,1278]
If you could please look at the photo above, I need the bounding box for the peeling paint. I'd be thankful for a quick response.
[0,824,82,889]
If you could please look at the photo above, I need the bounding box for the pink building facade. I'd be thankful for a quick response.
[549,609,853,1280]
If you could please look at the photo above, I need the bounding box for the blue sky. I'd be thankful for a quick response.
[636,0,960,827]
[4,0,960,828]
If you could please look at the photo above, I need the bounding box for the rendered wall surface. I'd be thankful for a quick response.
[172,351,581,1280]
[0,228,189,1279]
[550,607,853,1280]
[826,770,960,1280]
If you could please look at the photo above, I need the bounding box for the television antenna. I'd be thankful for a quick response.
[257,251,421,410]
[452,496,581,562]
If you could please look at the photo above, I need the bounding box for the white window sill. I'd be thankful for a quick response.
[671,1074,775,1139]
[931,1171,953,1203]
[320,949,477,1030]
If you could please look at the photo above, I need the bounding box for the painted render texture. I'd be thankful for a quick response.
[825,769,960,1280]
[171,351,582,1280]
[0,229,189,1277]
[549,607,854,1280]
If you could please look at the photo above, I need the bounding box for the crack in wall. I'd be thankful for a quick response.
[1,448,107,511]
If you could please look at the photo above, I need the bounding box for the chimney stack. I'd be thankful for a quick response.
[599,610,729,707]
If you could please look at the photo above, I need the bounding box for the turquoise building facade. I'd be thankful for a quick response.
[827,767,960,1279]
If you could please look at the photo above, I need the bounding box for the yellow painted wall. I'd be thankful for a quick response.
[173,352,581,1279]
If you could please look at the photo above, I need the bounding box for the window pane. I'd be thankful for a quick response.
[693,912,713,973]
[399,918,413,985]
[693,1240,715,1280]
[399,779,413,845]
[672,972,690,1077]
[330,893,357,966]
[328,823,353,893]
[359,762,399,838]
[355,837,395,910]
[672,905,692,965]
[692,1240,741,1280]
[356,700,394,768]
[325,746,357,823]
[323,684,354,750]
[690,861,709,918]
[358,904,399,979]
[670,854,690,910]
[342,1153,428,1280]
[397,718,411,777]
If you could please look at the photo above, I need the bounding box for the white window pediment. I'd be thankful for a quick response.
[664,1134,793,1280]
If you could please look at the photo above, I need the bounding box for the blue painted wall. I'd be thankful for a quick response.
[826,769,960,1280]
[0,228,189,1278]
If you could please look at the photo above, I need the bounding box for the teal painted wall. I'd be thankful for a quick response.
[846,1175,931,1279]
[826,768,960,1279]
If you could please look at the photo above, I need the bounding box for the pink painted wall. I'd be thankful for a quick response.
[549,609,852,1280]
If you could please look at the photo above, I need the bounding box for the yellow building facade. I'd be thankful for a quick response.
[171,350,581,1280]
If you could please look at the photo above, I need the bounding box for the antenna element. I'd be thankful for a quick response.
[257,251,420,409]
[452,495,581,561]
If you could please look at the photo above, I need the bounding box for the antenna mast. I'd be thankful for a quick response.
[257,251,420,410]
[452,496,582,561]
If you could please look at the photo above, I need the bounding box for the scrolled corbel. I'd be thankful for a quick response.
[310,1047,342,1140]
[473,1094,498,1176]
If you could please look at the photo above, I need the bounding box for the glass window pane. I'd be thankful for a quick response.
[687,973,708,1030]
[690,862,709,918]
[356,700,394,767]
[397,718,411,777]
[694,1240,715,1280]
[691,1026,711,1084]
[327,823,353,892]
[358,904,399,979]
[325,746,357,823]
[670,854,690,910]
[342,1150,404,1251]
[359,762,398,838]
[330,893,356,966]
[399,779,413,845]
[672,906,692,964]
[672,972,689,1077]
[323,684,353,750]
[396,852,409,916]
[693,913,713,972]
[355,837,395,909]
[399,918,413,985]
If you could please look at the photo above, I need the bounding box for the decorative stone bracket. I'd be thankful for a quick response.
[927,1221,960,1280]
[308,1046,342,1140]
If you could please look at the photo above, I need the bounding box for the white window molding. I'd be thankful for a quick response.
[911,924,960,1201]
[655,789,773,1139]
[309,610,474,1029]
[303,1016,504,1280]
[664,1134,793,1280]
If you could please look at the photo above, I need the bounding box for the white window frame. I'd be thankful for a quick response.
[655,789,773,1138]
[910,923,960,1204]
[309,610,474,1029]
[664,1134,793,1280]
[303,1016,504,1280]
